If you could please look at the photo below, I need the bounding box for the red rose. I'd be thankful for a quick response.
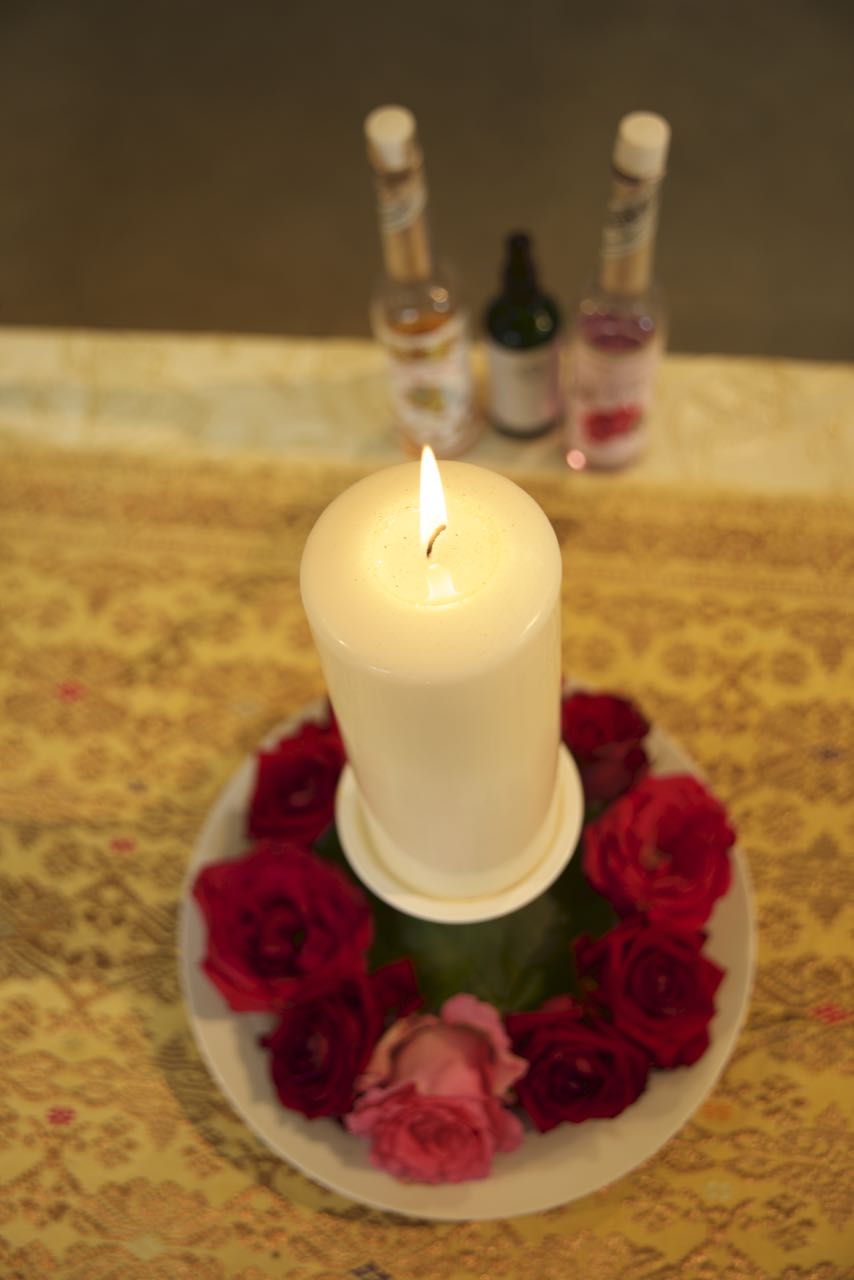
[262,959,421,1118]
[192,840,372,1012]
[576,918,724,1068]
[506,996,649,1131]
[248,720,345,845]
[583,774,734,928]
[561,691,650,805]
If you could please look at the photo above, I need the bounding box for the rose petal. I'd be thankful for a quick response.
[192,840,373,1012]
[583,775,735,929]
[346,1085,504,1184]
[441,994,528,1098]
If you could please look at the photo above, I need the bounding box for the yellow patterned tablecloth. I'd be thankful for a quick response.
[1,444,852,1279]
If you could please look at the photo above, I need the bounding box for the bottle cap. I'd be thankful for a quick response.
[364,105,418,172]
[612,112,671,180]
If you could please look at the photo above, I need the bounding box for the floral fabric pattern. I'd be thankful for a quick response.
[0,447,851,1276]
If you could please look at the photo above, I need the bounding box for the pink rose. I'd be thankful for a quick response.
[345,994,527,1184]
[356,993,527,1100]
[346,1086,521,1184]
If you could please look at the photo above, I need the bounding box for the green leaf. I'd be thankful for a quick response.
[313,823,616,1013]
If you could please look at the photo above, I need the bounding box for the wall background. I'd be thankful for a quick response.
[1,0,852,357]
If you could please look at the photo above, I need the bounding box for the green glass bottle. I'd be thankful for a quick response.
[484,232,563,438]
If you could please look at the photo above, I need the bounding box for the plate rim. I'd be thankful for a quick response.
[177,707,756,1221]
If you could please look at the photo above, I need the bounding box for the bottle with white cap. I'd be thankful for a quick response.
[364,105,477,457]
[565,111,671,469]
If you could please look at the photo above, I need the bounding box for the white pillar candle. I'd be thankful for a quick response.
[300,457,562,901]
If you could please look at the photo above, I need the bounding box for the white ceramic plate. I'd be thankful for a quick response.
[178,715,755,1221]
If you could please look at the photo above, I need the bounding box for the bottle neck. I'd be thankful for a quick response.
[373,161,433,283]
[597,169,663,297]
[501,234,540,305]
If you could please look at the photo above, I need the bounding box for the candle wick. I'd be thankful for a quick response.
[426,523,446,559]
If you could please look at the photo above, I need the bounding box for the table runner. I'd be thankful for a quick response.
[1,328,854,496]
[1,445,852,1279]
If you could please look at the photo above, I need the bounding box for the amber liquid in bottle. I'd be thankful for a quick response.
[365,105,476,457]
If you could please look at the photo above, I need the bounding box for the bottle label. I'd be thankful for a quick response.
[566,336,661,466]
[376,173,427,234]
[601,183,659,260]
[375,313,475,453]
[486,340,562,435]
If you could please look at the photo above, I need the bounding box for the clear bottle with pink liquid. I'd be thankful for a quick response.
[566,112,671,469]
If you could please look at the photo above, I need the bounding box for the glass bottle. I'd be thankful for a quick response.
[484,232,563,438]
[565,112,671,469]
[364,105,477,458]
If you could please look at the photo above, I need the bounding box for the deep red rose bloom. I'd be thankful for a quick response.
[561,691,650,805]
[248,720,345,845]
[262,959,421,1118]
[192,840,372,1012]
[583,774,734,928]
[576,918,724,1069]
[506,995,649,1131]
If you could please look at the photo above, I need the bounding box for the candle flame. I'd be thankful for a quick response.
[419,446,448,557]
